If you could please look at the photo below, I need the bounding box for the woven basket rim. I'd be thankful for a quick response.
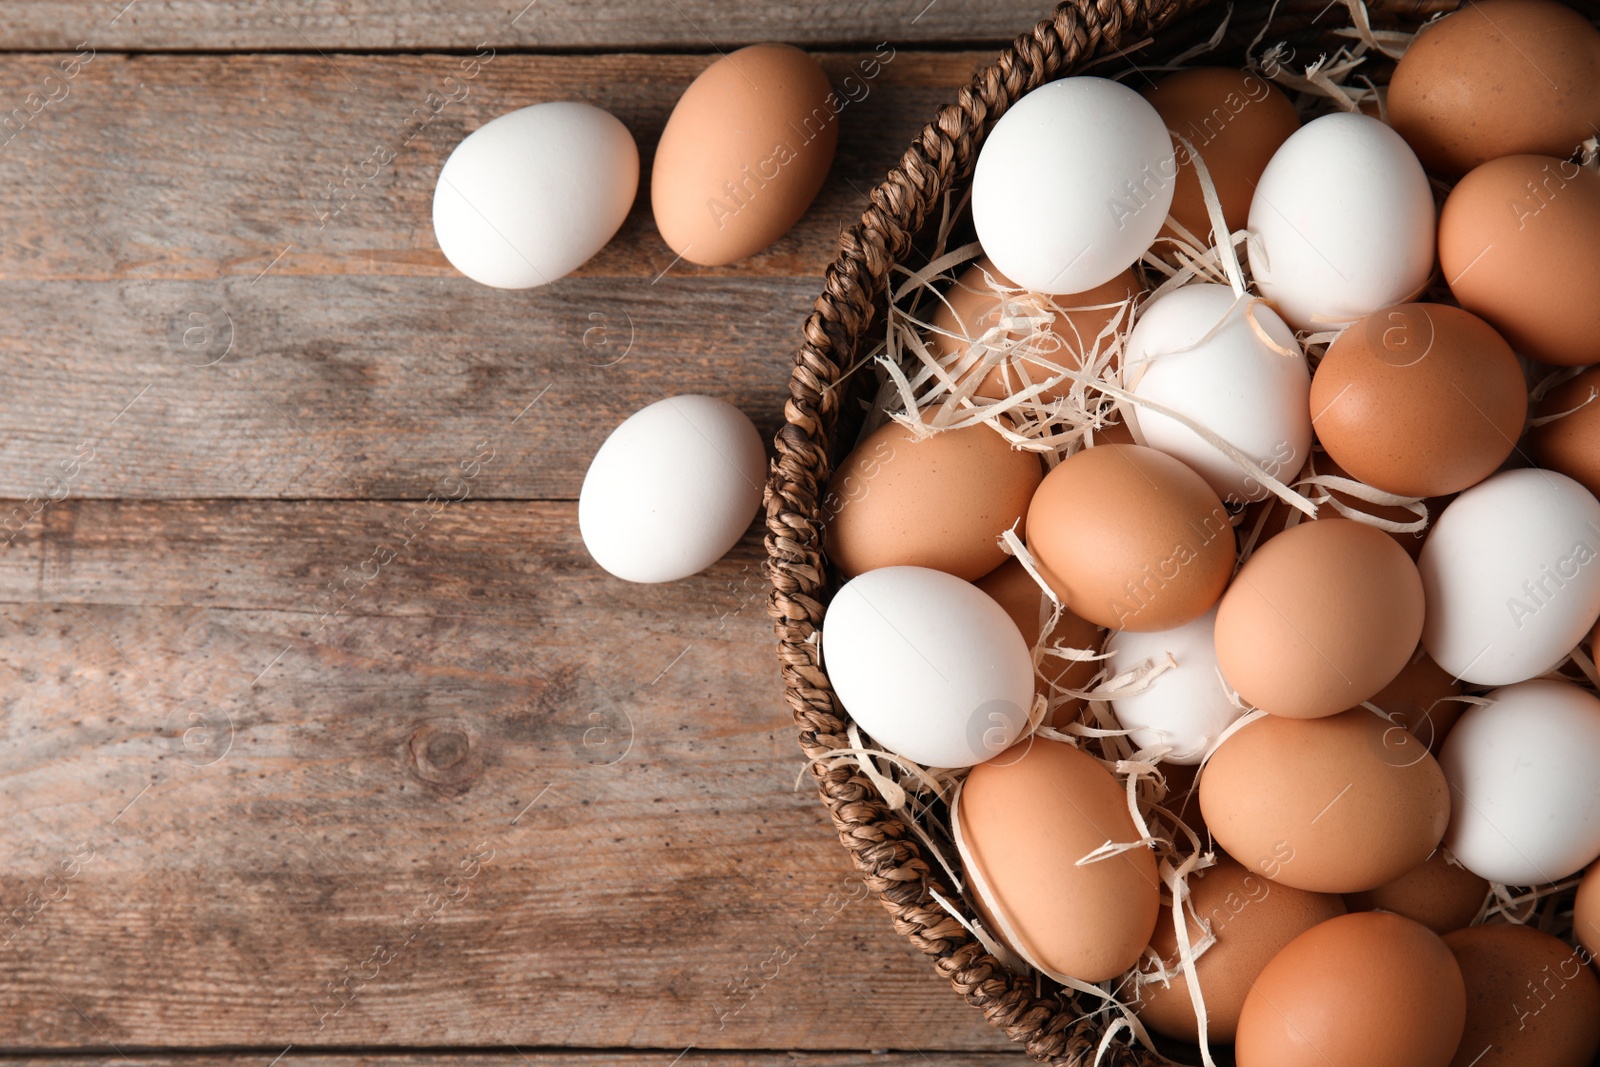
[762,2,1212,1062]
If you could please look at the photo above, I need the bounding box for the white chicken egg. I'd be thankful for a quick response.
[1439,678,1600,885]
[433,101,639,289]
[1124,283,1311,505]
[1247,112,1435,331]
[1418,468,1600,685]
[578,395,765,583]
[1106,605,1242,764]
[822,566,1034,769]
[972,77,1175,294]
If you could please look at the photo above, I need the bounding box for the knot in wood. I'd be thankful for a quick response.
[408,719,482,790]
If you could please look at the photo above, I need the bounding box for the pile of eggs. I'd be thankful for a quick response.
[819,1,1600,1064]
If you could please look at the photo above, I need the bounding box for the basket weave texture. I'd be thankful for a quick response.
[761,0,1575,1062]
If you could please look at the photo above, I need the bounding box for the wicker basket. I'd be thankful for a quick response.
[765,1,1598,1062]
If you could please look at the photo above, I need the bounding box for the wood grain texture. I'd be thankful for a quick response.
[0,50,990,501]
[1,2,1046,51]
[0,275,807,501]
[0,51,987,283]
[0,499,1010,1053]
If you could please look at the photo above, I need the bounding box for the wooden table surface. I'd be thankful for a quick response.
[0,3,1059,1065]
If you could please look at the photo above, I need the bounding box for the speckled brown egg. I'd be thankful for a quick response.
[1311,303,1527,497]
[823,419,1041,581]
[976,558,1103,726]
[1215,519,1425,718]
[1529,365,1600,497]
[1444,923,1600,1067]
[1141,67,1300,245]
[1366,645,1465,754]
[1440,155,1600,367]
[1344,850,1488,935]
[1138,855,1345,1042]
[927,259,1140,405]
[652,44,838,265]
[1236,912,1465,1067]
[1025,444,1234,632]
[1199,709,1451,893]
[1387,0,1600,179]
[958,737,1160,982]
[1577,862,1600,963]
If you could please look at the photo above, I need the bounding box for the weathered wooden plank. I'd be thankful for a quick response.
[0,275,805,501]
[0,499,1009,1052]
[0,50,992,501]
[0,2,1045,52]
[0,51,987,283]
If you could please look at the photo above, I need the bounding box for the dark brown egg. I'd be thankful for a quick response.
[1444,923,1600,1067]
[1365,645,1465,754]
[1577,862,1600,963]
[1156,759,1208,841]
[1344,850,1488,935]
[1310,303,1527,497]
[1529,365,1600,497]
[1387,0,1600,179]
[1440,155,1600,367]
[1141,68,1300,245]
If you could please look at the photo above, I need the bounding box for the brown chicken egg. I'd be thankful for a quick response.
[1440,154,1600,367]
[1138,855,1345,1043]
[976,558,1103,726]
[1444,923,1600,1067]
[651,44,838,265]
[1199,709,1451,894]
[1529,365,1600,497]
[1387,0,1600,179]
[957,737,1160,982]
[1215,518,1425,718]
[926,259,1140,404]
[823,419,1041,581]
[1025,444,1234,632]
[1577,862,1600,963]
[1236,912,1466,1067]
[1310,303,1527,498]
[1343,850,1488,935]
[1141,67,1301,245]
[1365,645,1465,754]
